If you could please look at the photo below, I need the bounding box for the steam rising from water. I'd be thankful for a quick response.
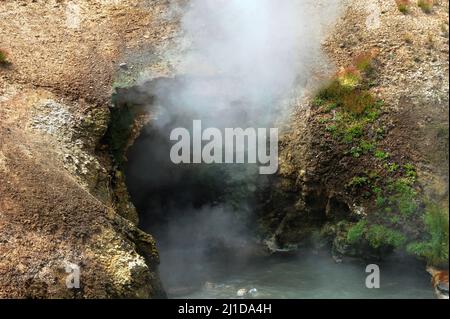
[126,0,342,293]
[159,0,341,125]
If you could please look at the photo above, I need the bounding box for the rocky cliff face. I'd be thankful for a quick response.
[1,0,448,299]
[0,0,178,298]
[260,0,449,265]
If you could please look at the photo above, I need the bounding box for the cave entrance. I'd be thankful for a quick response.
[122,77,268,294]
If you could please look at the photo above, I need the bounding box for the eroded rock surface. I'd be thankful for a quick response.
[0,0,179,298]
[260,0,449,262]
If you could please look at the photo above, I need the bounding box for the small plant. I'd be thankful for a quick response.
[374,150,390,160]
[396,0,411,14]
[313,97,325,107]
[403,32,414,44]
[348,176,370,188]
[0,49,9,65]
[418,0,433,13]
[337,66,362,88]
[353,51,376,73]
[350,141,376,158]
[365,110,380,123]
[375,127,386,140]
[326,124,338,133]
[343,123,364,143]
[385,162,400,173]
[360,141,376,153]
[342,90,375,115]
[324,102,338,113]
[403,163,417,180]
[376,195,387,207]
[390,215,401,225]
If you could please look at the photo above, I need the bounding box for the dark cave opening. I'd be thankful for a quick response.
[121,78,269,293]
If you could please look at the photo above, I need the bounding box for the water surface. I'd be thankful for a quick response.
[163,252,434,299]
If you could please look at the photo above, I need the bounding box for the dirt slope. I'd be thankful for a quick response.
[0,0,178,298]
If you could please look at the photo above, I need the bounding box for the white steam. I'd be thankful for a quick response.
[129,0,342,293]
[157,0,341,124]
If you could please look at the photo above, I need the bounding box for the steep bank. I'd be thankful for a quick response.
[0,0,178,298]
[261,0,448,266]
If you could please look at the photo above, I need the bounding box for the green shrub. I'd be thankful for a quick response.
[324,102,338,113]
[407,204,449,266]
[347,220,368,243]
[366,225,407,249]
[348,222,406,249]
[326,124,338,133]
[391,178,418,215]
[376,196,386,208]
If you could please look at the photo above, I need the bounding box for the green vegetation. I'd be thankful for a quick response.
[403,163,417,179]
[366,225,407,249]
[374,150,389,160]
[345,163,422,254]
[407,204,449,266]
[0,49,9,65]
[396,0,411,14]
[314,50,447,264]
[385,162,400,173]
[348,176,369,188]
[317,81,377,116]
[347,221,406,249]
[350,140,376,158]
[418,0,433,13]
[353,51,377,75]
[343,123,364,143]
[347,220,368,243]
[388,178,418,216]
[315,50,384,158]
[374,150,390,160]
[374,177,417,216]
[337,67,361,88]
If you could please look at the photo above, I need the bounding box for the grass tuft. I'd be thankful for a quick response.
[396,0,412,14]
[418,0,433,13]
[353,50,378,74]
[0,49,9,65]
